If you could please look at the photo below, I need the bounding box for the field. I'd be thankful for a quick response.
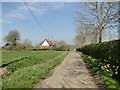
[2,50,69,88]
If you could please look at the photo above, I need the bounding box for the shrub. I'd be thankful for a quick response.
[77,40,120,81]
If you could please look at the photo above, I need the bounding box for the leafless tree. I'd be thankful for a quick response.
[23,39,33,50]
[75,2,119,43]
[75,23,98,47]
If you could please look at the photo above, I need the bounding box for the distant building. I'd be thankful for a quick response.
[39,39,53,49]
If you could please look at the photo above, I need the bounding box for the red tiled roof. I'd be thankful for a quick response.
[45,39,52,45]
[39,39,53,49]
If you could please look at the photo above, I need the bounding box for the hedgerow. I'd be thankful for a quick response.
[77,40,120,83]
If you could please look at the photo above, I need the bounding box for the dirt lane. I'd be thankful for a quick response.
[34,51,98,88]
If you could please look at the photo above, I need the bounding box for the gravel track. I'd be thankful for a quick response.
[34,52,99,88]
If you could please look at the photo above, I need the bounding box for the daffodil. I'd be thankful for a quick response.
[103,65,107,68]
[115,71,118,74]
[91,58,96,63]
[107,64,110,68]
[116,66,119,69]
[88,56,91,59]
[101,66,105,70]
[113,65,115,68]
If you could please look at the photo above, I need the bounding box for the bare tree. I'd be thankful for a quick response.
[23,39,33,50]
[75,23,97,47]
[74,34,85,47]
[53,40,70,51]
[75,2,119,43]
[118,2,120,40]
[4,30,20,49]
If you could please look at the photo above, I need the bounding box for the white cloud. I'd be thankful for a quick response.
[25,2,65,15]
[7,12,26,20]
[3,2,65,24]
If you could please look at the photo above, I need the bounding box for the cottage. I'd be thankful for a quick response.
[39,39,53,49]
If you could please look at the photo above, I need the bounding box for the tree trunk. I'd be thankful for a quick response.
[99,29,102,43]
[99,2,104,43]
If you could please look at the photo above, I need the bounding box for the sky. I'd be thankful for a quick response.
[0,2,2,47]
[1,1,119,46]
[1,2,79,46]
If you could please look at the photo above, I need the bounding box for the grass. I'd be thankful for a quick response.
[2,51,54,65]
[2,51,69,88]
[0,51,2,66]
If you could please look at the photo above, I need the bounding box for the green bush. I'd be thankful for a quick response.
[77,40,120,81]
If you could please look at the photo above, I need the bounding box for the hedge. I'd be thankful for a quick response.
[76,40,120,81]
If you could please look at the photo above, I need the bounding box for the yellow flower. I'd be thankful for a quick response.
[88,56,91,59]
[116,66,119,69]
[101,66,105,70]
[107,64,110,68]
[113,65,115,68]
[103,65,107,68]
[115,71,118,74]
[91,58,96,63]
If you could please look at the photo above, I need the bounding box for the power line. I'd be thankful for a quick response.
[23,0,53,40]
